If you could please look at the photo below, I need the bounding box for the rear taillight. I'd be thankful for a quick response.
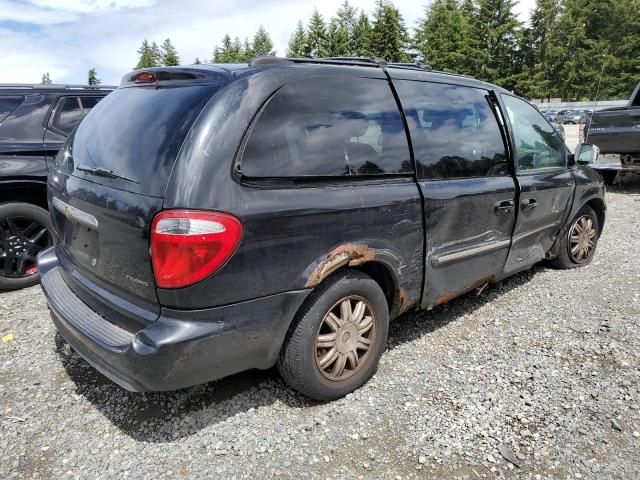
[150,210,243,289]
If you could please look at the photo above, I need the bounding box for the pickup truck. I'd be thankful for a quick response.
[584,82,640,183]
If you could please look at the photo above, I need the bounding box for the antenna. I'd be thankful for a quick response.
[585,55,607,144]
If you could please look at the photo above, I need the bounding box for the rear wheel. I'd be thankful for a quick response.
[0,203,53,291]
[550,205,599,269]
[278,270,389,401]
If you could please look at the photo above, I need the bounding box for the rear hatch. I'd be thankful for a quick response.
[48,69,226,318]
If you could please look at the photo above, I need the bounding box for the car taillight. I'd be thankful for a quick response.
[150,210,243,289]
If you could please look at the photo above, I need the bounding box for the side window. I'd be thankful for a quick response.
[53,97,83,135]
[241,76,412,177]
[501,95,565,171]
[80,96,101,114]
[0,96,24,123]
[395,81,508,180]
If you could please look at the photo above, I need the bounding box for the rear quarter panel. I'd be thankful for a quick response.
[161,67,424,312]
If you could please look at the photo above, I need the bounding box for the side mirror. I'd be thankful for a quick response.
[575,143,600,165]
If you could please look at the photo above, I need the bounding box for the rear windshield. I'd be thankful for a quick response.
[70,85,218,197]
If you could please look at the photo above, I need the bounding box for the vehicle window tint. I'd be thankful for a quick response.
[0,96,24,123]
[241,76,411,177]
[501,95,565,171]
[80,96,101,114]
[395,81,508,180]
[54,97,83,135]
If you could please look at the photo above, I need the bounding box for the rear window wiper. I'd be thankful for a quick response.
[76,164,140,184]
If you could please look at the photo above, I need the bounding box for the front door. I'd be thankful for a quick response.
[499,94,575,276]
[393,78,516,308]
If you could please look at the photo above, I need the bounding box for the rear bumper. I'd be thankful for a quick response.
[38,247,309,392]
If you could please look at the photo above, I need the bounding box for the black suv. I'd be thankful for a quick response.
[37,59,606,401]
[0,84,113,289]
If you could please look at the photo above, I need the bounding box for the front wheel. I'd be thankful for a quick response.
[0,202,53,291]
[550,205,599,269]
[278,270,389,401]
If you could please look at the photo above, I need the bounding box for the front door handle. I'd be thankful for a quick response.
[521,198,538,211]
[494,200,515,215]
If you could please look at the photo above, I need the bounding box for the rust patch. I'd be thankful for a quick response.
[305,244,376,288]
[432,276,494,308]
[391,287,417,318]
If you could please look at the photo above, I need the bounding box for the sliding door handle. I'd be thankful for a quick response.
[494,200,515,215]
[521,198,538,211]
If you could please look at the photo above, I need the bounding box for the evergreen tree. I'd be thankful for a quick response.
[520,0,563,99]
[242,37,254,62]
[370,0,409,62]
[287,20,307,57]
[136,39,158,68]
[353,12,373,56]
[474,0,522,88]
[336,0,359,55]
[213,34,234,63]
[41,72,52,84]
[161,38,180,66]
[252,25,275,56]
[87,68,101,85]
[305,9,329,57]
[414,0,473,74]
[327,17,350,56]
[151,41,163,66]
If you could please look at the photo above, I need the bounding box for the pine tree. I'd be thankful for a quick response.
[213,34,234,63]
[474,0,522,88]
[521,0,563,99]
[353,12,373,56]
[87,68,101,85]
[161,38,180,66]
[136,39,158,68]
[336,0,359,55]
[151,41,162,66]
[414,0,473,74]
[41,72,52,84]
[287,20,307,57]
[370,0,409,62]
[305,9,329,57]
[242,37,254,62]
[327,18,350,56]
[252,26,275,56]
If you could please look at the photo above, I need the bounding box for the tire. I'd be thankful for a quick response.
[0,202,53,291]
[550,205,599,269]
[278,269,389,401]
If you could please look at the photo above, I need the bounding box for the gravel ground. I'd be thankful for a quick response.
[1,177,639,480]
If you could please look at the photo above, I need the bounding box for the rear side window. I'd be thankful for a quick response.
[51,96,105,135]
[395,81,508,180]
[53,97,83,135]
[0,96,24,123]
[241,76,411,177]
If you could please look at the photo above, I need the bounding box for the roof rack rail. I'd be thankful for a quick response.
[0,83,116,90]
[246,56,472,80]
[389,62,433,71]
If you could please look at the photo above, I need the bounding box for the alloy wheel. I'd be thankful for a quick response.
[0,216,51,278]
[315,295,376,381]
[569,215,596,263]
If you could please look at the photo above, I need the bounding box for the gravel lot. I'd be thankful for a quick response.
[1,177,639,480]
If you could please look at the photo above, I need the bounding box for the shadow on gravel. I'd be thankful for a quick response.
[55,264,544,443]
[608,173,640,194]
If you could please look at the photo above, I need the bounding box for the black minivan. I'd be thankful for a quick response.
[38,58,606,401]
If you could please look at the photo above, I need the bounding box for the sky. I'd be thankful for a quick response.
[0,0,537,85]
